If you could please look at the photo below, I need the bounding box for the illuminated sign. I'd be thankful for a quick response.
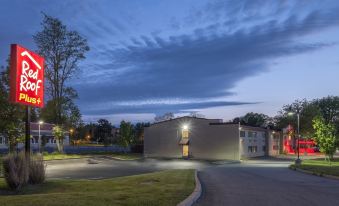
[9,44,44,108]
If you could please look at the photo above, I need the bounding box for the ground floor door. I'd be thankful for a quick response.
[182,145,189,157]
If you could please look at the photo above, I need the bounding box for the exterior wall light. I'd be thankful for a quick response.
[182,125,188,130]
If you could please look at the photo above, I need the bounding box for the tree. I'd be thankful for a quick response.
[33,14,89,125]
[154,112,174,122]
[0,65,25,152]
[312,116,337,161]
[314,96,339,123]
[67,101,83,129]
[52,126,65,153]
[238,112,270,127]
[314,96,339,143]
[95,119,113,145]
[134,122,150,144]
[275,99,320,138]
[119,121,134,147]
[232,113,274,128]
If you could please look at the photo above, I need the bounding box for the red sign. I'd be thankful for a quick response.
[9,44,44,108]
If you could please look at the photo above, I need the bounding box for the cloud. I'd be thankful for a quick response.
[1,0,339,119]
[82,100,258,115]
[76,4,339,115]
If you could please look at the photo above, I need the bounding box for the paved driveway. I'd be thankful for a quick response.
[195,159,339,206]
[46,157,210,179]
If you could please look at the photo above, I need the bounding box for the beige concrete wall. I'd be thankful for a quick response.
[144,118,183,158]
[190,123,240,160]
[144,117,240,160]
[268,131,281,156]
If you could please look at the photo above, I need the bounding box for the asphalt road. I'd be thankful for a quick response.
[46,156,210,179]
[46,157,339,206]
[194,159,339,206]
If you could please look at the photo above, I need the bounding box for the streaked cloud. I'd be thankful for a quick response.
[1,0,339,122]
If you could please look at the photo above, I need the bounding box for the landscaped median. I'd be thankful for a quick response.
[290,158,339,179]
[0,169,195,206]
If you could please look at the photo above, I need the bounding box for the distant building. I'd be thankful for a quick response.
[0,122,70,150]
[144,116,281,160]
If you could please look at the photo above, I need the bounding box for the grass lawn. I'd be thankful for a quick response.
[291,158,339,177]
[0,169,195,206]
[1,152,142,162]
[43,153,86,161]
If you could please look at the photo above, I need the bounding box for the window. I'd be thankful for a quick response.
[240,131,245,137]
[248,131,253,137]
[253,132,257,138]
[262,146,266,152]
[182,130,189,139]
[273,145,279,150]
[248,146,258,153]
[0,137,3,144]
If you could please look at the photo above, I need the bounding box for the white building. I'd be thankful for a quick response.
[239,125,281,158]
[0,122,70,150]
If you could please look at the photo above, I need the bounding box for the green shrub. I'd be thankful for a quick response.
[51,151,61,155]
[3,152,29,190]
[29,153,46,184]
[42,151,49,156]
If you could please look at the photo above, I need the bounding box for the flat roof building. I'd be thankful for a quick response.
[144,116,280,160]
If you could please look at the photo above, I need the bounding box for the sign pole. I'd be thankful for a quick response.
[9,44,44,158]
[25,105,31,158]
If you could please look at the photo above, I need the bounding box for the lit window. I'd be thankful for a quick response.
[182,129,189,139]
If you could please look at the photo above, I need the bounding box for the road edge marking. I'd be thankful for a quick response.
[177,170,202,206]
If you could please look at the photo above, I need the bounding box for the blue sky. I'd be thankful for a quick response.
[1,0,339,124]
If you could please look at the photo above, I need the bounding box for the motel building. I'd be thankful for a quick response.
[0,122,70,150]
[144,116,281,160]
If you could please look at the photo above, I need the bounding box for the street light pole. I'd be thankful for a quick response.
[288,109,301,165]
[296,112,301,163]
[38,121,43,153]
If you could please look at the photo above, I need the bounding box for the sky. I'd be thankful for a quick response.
[1,0,339,124]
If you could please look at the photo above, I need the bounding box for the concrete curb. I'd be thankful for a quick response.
[177,170,202,206]
[290,166,339,181]
[44,157,88,161]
